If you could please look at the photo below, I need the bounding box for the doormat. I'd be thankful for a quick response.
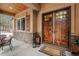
[39,45,64,56]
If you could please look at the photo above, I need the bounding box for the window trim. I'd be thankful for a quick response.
[16,16,26,32]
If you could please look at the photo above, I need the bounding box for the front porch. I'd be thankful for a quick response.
[0,3,79,56]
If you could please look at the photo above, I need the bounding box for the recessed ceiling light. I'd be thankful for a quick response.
[9,7,13,10]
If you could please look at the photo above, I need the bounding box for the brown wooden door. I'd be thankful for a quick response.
[43,13,53,43]
[42,7,71,48]
[54,8,71,48]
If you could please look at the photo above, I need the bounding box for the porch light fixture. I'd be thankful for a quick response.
[9,7,13,10]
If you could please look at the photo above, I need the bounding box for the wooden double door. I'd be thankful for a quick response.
[42,7,71,48]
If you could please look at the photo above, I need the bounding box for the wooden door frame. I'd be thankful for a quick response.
[42,6,71,49]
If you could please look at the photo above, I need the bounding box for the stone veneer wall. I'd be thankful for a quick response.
[14,32,33,45]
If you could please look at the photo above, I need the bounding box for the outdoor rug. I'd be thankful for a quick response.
[39,44,64,56]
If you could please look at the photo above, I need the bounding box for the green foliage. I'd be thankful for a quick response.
[0,14,13,31]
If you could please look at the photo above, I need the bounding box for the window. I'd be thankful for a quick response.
[0,14,13,32]
[16,17,25,31]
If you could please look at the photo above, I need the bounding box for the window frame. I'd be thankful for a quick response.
[16,16,26,32]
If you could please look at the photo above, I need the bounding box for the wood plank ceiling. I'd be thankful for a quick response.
[0,3,28,16]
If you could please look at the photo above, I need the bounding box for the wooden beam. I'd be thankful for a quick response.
[0,9,15,16]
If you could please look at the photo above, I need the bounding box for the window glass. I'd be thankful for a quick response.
[59,11,63,15]
[16,18,25,31]
[21,18,25,30]
[63,11,67,14]
[17,19,20,30]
